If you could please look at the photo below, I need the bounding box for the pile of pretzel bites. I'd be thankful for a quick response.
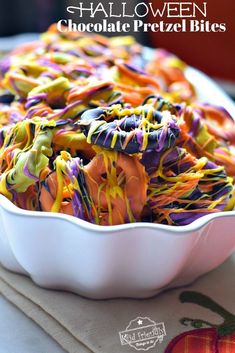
[0,24,234,226]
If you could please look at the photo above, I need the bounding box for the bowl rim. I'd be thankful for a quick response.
[1,194,235,236]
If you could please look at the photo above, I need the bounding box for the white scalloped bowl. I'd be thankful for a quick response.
[0,66,235,299]
[1,194,235,299]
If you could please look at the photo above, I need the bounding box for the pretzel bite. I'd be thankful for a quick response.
[40,151,90,219]
[84,150,148,225]
[179,105,235,178]
[144,147,234,226]
[78,104,179,154]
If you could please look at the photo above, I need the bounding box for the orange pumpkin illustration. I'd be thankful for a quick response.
[165,291,235,353]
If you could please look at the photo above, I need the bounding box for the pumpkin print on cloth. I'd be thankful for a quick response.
[165,291,235,353]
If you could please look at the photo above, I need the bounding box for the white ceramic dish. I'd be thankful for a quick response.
[0,65,235,299]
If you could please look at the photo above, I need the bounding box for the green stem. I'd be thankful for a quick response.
[179,291,235,336]
[180,291,234,321]
[180,318,218,329]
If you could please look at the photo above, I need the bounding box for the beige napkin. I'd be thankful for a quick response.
[0,254,234,353]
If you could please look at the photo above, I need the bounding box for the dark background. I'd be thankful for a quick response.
[0,0,65,36]
[0,0,145,40]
